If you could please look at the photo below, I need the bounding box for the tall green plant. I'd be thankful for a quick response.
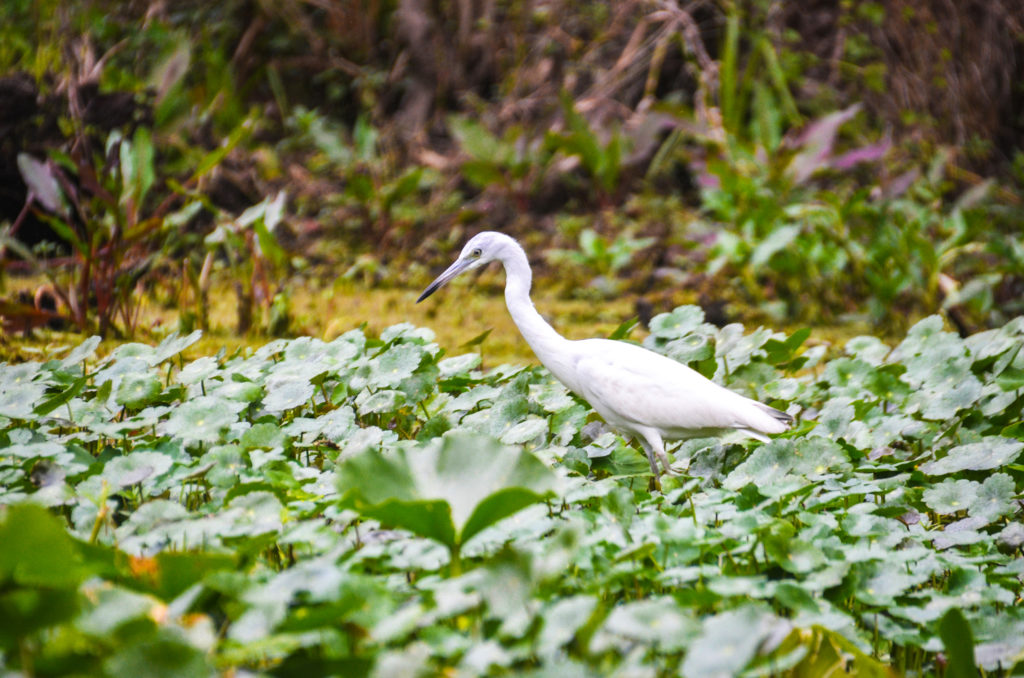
[546,221,654,298]
[9,119,250,337]
[718,9,802,146]
[202,190,289,335]
[545,93,628,203]
[288,112,441,247]
[449,116,548,208]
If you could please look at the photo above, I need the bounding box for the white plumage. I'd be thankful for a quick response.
[418,232,792,479]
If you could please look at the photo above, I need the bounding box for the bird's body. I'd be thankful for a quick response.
[418,232,792,477]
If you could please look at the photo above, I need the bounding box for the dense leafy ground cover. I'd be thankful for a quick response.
[1,308,1022,676]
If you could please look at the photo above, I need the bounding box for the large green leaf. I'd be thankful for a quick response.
[337,433,555,551]
[0,505,87,649]
[0,504,84,588]
[103,634,210,678]
[939,608,980,678]
[339,445,457,547]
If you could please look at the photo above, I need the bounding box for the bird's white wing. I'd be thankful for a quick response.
[573,339,782,435]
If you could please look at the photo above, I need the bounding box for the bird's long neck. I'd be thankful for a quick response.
[500,245,575,375]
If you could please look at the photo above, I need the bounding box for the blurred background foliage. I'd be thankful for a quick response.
[1,0,1023,341]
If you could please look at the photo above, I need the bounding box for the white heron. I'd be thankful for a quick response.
[417,231,793,480]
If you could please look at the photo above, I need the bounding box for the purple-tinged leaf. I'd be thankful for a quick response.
[831,138,892,170]
[882,168,920,199]
[17,153,64,215]
[688,158,720,190]
[786,104,862,184]
[954,179,994,211]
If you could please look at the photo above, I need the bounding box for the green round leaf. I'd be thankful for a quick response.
[970,473,1016,520]
[163,395,242,444]
[369,344,425,388]
[0,372,46,419]
[356,388,406,415]
[178,356,219,385]
[102,451,174,489]
[263,377,315,413]
[647,306,708,340]
[240,422,286,450]
[923,478,978,515]
[500,416,548,445]
[438,353,481,378]
[596,597,697,653]
[920,437,1024,476]
[680,607,783,678]
[0,504,84,587]
[115,372,163,409]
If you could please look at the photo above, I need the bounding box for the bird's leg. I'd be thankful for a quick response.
[637,437,660,477]
[635,437,664,491]
[639,429,679,477]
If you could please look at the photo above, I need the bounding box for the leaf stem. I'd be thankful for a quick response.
[89,482,110,544]
[450,542,462,577]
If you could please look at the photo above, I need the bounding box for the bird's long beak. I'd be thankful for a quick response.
[417,257,475,302]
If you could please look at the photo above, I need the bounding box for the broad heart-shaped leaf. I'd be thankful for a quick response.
[178,356,219,385]
[438,353,481,378]
[368,343,425,388]
[60,335,102,367]
[663,333,715,367]
[845,335,891,365]
[336,433,556,551]
[340,452,457,547]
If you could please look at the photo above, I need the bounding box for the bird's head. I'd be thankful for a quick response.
[417,232,513,302]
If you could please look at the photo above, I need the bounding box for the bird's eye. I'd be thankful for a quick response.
[471,248,483,258]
